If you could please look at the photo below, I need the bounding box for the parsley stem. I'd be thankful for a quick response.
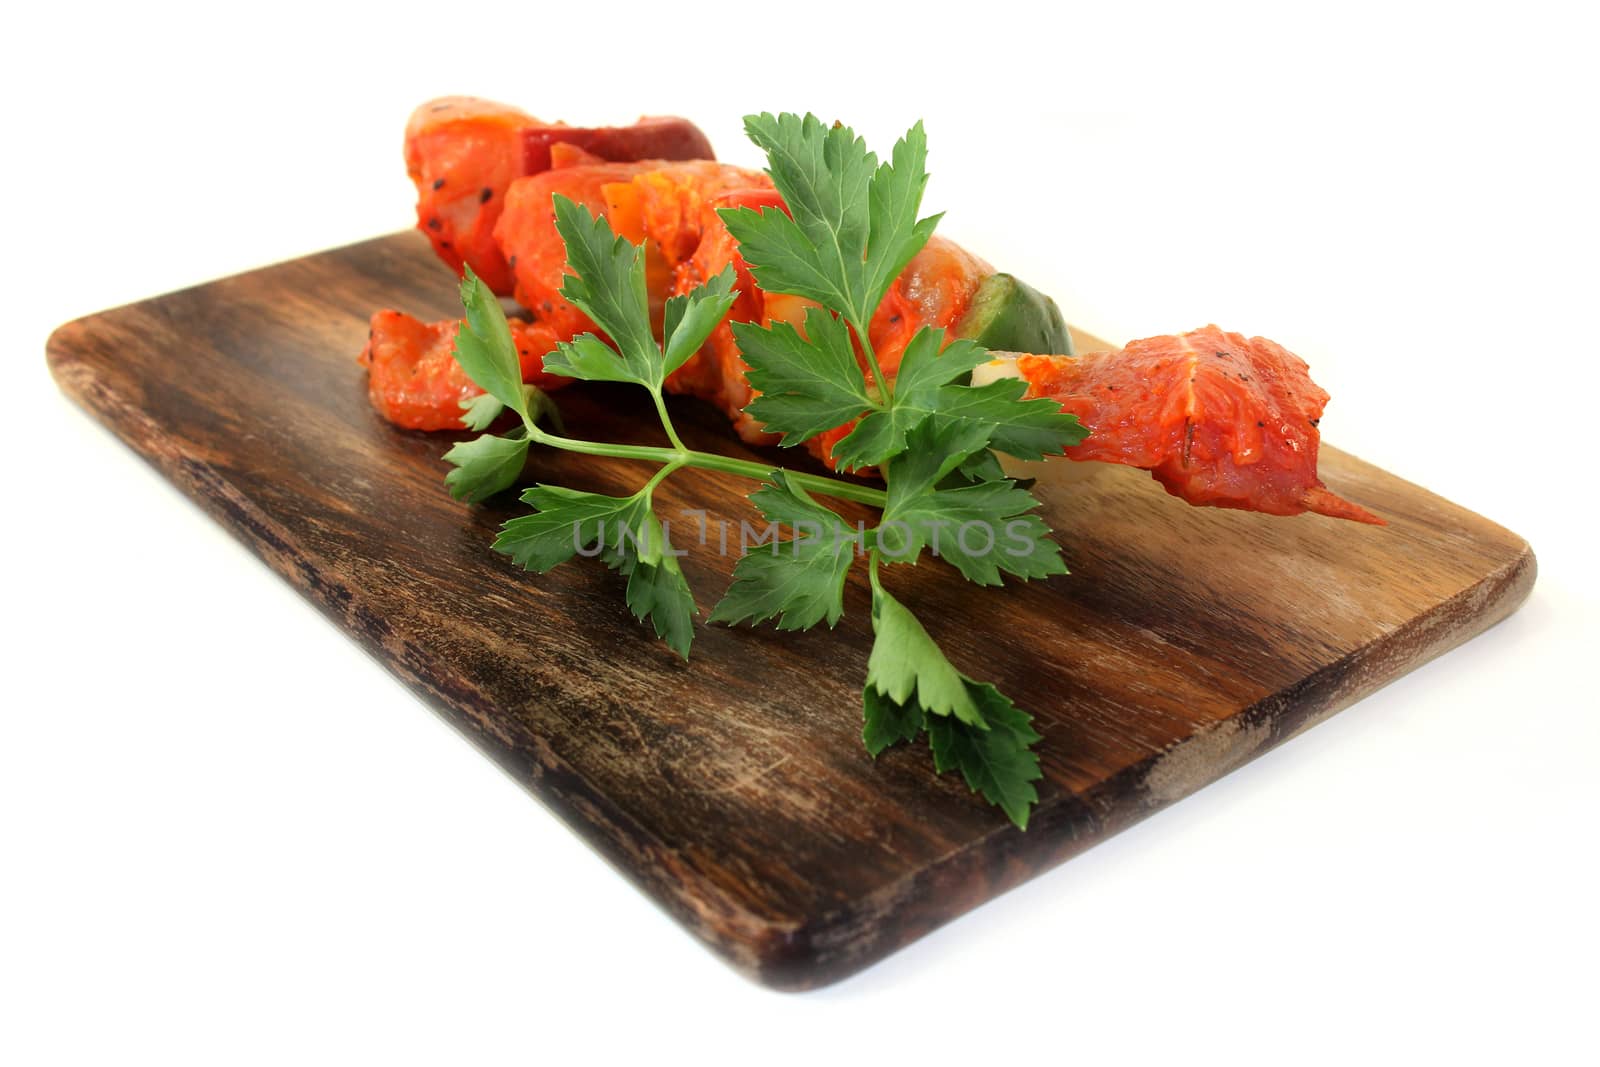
[639,458,684,501]
[853,318,892,403]
[649,388,689,453]
[686,450,887,507]
[519,417,887,508]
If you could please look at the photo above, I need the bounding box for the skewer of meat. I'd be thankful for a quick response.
[404,97,714,294]
[973,329,1382,524]
[362,99,1378,524]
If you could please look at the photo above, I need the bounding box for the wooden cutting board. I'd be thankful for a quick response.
[47,231,1535,990]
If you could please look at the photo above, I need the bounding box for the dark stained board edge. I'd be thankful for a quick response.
[779,539,1535,985]
[45,234,1536,989]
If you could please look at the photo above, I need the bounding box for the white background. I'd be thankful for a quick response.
[5,1,1597,1063]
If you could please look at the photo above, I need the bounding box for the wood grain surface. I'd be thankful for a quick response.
[46,231,1536,990]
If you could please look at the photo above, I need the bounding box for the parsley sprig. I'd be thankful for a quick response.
[442,113,1086,828]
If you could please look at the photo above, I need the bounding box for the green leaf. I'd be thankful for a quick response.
[933,377,1089,461]
[861,580,1044,827]
[926,682,1043,830]
[662,265,739,377]
[452,268,528,417]
[732,307,872,445]
[887,480,1067,586]
[881,416,996,501]
[496,487,696,657]
[865,582,982,726]
[458,392,505,432]
[722,113,873,316]
[862,120,941,306]
[494,486,644,573]
[952,448,1007,485]
[542,333,653,387]
[442,430,529,504]
[862,664,1045,828]
[709,473,859,631]
[828,328,1087,470]
[722,113,938,331]
[603,505,696,659]
[862,686,926,757]
[617,518,697,659]
[878,420,1067,585]
[717,201,851,316]
[550,194,660,386]
[830,329,990,470]
[886,330,991,411]
[708,541,853,632]
[742,470,856,531]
